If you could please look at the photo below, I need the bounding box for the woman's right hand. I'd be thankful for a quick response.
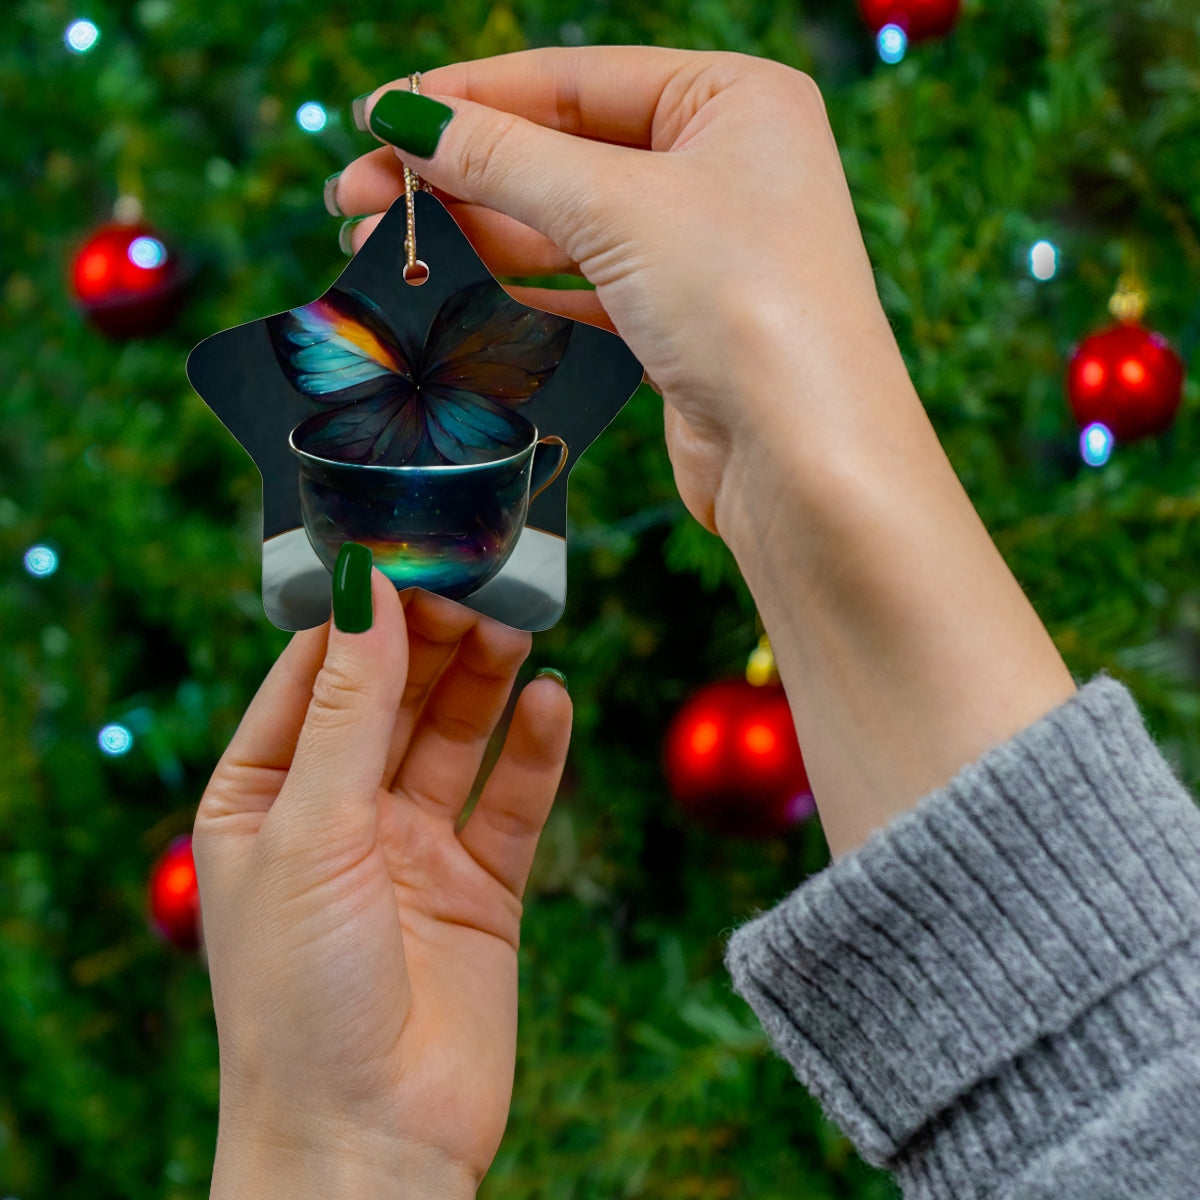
[332,47,908,536]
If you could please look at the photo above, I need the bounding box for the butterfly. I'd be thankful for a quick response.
[268,280,573,467]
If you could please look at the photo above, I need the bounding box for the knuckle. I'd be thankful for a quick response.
[553,77,586,139]
[457,110,520,196]
[306,654,370,730]
[792,68,828,112]
[430,704,486,745]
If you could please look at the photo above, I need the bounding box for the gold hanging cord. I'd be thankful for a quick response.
[402,73,430,286]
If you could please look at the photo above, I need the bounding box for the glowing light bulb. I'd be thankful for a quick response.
[23,545,58,577]
[1080,422,1114,468]
[98,723,134,756]
[1029,240,1058,281]
[877,24,907,64]
[296,102,328,132]
[65,19,100,53]
[128,236,167,269]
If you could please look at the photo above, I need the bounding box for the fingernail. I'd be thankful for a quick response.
[368,89,454,159]
[323,171,343,217]
[332,542,373,633]
[535,667,568,693]
[338,215,369,256]
[351,92,372,132]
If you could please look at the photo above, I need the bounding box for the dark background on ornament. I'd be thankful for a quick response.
[187,193,643,540]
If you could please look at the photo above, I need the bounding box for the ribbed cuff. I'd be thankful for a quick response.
[723,676,1200,1191]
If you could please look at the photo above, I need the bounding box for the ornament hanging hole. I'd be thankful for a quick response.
[404,260,430,286]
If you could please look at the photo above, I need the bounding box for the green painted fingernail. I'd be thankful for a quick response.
[338,215,369,255]
[323,171,343,217]
[332,542,373,633]
[367,89,453,159]
[535,667,568,693]
[351,93,372,132]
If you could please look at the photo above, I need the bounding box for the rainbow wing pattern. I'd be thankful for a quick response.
[268,281,572,466]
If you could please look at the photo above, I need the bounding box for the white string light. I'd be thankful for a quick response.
[296,102,328,133]
[65,19,100,53]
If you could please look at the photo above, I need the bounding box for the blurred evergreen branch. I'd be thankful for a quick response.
[3,1,1200,1197]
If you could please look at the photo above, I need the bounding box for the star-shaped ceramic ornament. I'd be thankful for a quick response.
[187,192,643,632]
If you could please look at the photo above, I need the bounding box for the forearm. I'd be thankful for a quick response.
[713,305,1076,859]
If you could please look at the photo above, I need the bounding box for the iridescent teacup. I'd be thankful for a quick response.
[289,410,567,600]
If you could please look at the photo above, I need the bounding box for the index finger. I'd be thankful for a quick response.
[197,623,329,821]
[374,45,706,150]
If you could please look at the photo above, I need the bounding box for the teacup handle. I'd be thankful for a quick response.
[529,435,568,500]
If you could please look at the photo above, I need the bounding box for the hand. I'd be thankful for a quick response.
[193,576,571,1198]
[332,49,1076,860]
[332,47,900,536]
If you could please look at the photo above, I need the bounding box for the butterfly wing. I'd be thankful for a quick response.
[291,390,426,466]
[419,391,531,464]
[406,280,573,463]
[419,279,573,404]
[268,288,414,406]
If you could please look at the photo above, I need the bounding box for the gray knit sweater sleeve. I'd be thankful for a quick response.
[723,676,1200,1199]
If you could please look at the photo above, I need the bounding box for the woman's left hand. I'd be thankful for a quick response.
[194,574,571,1199]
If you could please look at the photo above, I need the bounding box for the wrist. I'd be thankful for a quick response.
[709,325,1074,859]
[711,298,925,561]
[211,1109,478,1200]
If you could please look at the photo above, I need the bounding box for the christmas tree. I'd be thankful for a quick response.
[2,1,1198,1197]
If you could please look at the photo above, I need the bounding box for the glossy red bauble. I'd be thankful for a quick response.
[858,0,961,41]
[71,222,183,338]
[1066,322,1185,442]
[148,835,201,952]
[664,679,814,839]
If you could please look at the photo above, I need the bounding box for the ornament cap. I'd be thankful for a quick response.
[1108,274,1148,324]
[746,634,779,687]
[113,194,144,224]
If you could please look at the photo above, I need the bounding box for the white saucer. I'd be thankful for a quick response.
[261,525,567,632]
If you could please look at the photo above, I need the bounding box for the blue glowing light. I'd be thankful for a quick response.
[877,24,907,64]
[296,102,328,133]
[98,723,134,756]
[23,545,58,577]
[1030,240,1058,281]
[65,19,100,53]
[1080,422,1114,468]
[127,236,167,269]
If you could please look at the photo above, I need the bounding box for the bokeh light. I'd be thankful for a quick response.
[786,791,817,824]
[296,102,328,132]
[23,545,58,577]
[743,722,777,757]
[877,24,907,63]
[1080,422,1114,468]
[127,236,167,269]
[98,723,134,756]
[1029,240,1058,281]
[65,19,100,53]
[689,719,720,757]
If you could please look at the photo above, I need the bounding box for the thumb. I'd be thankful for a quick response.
[361,86,635,267]
[271,546,408,849]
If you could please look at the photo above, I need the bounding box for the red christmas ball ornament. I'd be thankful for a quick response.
[1066,322,1184,442]
[71,221,184,338]
[664,679,814,839]
[858,0,961,42]
[148,835,201,952]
